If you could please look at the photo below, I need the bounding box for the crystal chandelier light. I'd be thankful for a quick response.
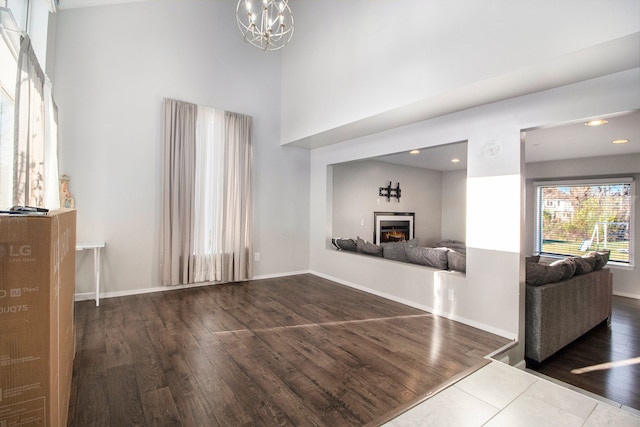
[236,0,294,51]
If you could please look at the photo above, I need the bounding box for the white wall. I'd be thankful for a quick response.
[53,0,310,296]
[281,0,640,145]
[441,169,467,242]
[525,154,640,298]
[309,71,640,363]
[332,160,443,245]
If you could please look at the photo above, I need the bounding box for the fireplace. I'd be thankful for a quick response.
[374,212,415,245]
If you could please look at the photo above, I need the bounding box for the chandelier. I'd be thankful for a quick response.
[236,0,294,51]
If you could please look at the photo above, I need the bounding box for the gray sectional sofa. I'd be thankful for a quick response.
[331,237,467,273]
[525,252,613,363]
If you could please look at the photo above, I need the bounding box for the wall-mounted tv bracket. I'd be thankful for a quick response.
[379,181,401,202]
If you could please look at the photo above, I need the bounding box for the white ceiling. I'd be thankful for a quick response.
[374,110,640,171]
[524,110,640,163]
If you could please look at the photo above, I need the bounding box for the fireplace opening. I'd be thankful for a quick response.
[380,221,410,242]
[374,212,415,245]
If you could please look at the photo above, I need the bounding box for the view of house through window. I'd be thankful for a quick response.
[535,180,633,264]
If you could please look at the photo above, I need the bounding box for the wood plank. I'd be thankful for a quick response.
[106,364,145,426]
[140,387,182,427]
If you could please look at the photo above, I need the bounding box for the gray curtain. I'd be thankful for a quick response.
[160,98,197,285]
[222,111,253,282]
[160,99,253,285]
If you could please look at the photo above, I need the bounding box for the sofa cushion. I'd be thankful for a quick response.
[526,261,573,286]
[406,246,449,269]
[332,238,356,252]
[356,237,382,257]
[550,257,577,280]
[447,249,466,273]
[381,239,419,262]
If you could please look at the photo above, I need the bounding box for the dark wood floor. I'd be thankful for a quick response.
[67,274,510,426]
[528,295,640,410]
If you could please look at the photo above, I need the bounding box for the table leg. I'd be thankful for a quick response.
[94,247,101,307]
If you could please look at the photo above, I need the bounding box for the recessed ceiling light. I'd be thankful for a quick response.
[450,158,460,163]
[409,149,420,154]
[612,139,629,144]
[585,119,608,126]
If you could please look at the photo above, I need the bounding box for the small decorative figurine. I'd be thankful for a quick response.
[59,175,75,208]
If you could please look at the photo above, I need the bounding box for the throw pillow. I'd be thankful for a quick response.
[332,238,357,252]
[526,261,571,286]
[406,246,449,270]
[571,256,594,275]
[447,249,466,273]
[356,236,382,257]
[597,250,610,267]
[437,240,466,250]
[550,257,577,280]
[584,251,609,270]
[525,255,540,264]
[382,241,408,262]
[579,253,597,270]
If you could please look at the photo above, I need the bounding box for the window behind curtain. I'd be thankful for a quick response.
[535,179,634,264]
[0,13,17,209]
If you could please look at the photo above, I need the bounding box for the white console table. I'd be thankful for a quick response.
[76,242,106,307]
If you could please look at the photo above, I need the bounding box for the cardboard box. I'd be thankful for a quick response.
[0,209,76,427]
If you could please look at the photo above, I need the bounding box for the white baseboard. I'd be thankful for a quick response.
[613,291,640,300]
[74,269,313,302]
[309,270,517,341]
[253,270,311,280]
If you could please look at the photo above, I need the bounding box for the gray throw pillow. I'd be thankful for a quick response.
[382,241,408,262]
[437,240,465,250]
[583,251,609,270]
[332,238,357,252]
[526,261,572,286]
[406,246,449,269]
[550,257,577,280]
[381,238,420,262]
[356,236,382,257]
[579,253,597,270]
[596,250,610,268]
[447,250,466,273]
[525,255,540,264]
[571,256,594,275]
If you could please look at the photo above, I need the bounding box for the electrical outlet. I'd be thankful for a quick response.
[254,252,260,261]
[448,289,455,301]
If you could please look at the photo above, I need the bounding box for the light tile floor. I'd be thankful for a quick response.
[384,361,640,426]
